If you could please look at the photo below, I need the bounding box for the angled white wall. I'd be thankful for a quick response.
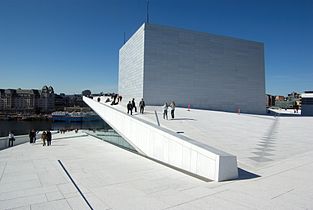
[119,23,266,114]
[118,24,145,103]
[84,96,238,181]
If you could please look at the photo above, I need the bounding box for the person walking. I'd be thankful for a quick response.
[46,130,52,146]
[41,131,47,146]
[29,129,36,144]
[170,101,176,119]
[139,98,145,114]
[34,130,37,143]
[112,93,118,105]
[8,131,15,147]
[132,98,137,112]
[127,101,133,115]
[163,102,168,120]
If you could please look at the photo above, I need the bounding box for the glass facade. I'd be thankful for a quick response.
[86,129,137,152]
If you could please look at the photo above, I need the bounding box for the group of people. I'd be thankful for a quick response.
[109,93,122,105]
[41,130,52,146]
[7,129,52,148]
[96,95,177,120]
[162,101,176,120]
[29,129,52,146]
[125,98,176,120]
[96,93,123,106]
[127,98,145,115]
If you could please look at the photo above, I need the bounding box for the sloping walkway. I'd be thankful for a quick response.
[101,98,313,172]
[1,129,313,209]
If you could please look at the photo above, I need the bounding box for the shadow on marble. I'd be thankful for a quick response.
[171,118,196,121]
[237,168,260,180]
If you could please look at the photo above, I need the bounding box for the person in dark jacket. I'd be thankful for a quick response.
[139,98,145,114]
[170,101,176,119]
[29,129,36,144]
[46,130,52,146]
[132,98,137,112]
[111,93,118,105]
[127,101,133,115]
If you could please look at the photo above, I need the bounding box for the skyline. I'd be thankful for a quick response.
[0,0,312,96]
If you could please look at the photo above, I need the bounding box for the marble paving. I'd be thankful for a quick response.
[1,104,313,209]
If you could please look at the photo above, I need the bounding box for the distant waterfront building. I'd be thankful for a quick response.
[54,93,66,111]
[119,23,266,114]
[287,92,301,100]
[275,96,285,101]
[54,93,88,111]
[38,86,55,113]
[0,86,55,113]
[65,94,87,107]
[301,91,313,116]
[274,92,301,110]
[266,94,275,108]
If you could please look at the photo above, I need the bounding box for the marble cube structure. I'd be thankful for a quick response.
[119,23,265,114]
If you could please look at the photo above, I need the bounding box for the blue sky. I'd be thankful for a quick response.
[0,0,312,96]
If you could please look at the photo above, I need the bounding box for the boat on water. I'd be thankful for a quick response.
[52,111,101,122]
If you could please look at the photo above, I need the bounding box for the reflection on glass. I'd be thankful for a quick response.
[86,129,137,152]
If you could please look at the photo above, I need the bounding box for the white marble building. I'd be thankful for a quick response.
[119,23,266,114]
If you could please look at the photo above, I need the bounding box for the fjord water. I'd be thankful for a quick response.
[0,120,109,137]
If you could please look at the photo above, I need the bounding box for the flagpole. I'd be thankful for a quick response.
[146,0,150,23]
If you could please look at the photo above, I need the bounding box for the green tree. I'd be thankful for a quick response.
[82,90,91,96]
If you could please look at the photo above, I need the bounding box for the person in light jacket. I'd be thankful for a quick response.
[41,131,47,146]
[8,131,15,147]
